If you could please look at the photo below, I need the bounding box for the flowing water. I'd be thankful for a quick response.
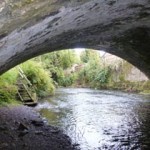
[35,88,150,150]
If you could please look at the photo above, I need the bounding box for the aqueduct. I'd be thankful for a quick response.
[0,0,150,78]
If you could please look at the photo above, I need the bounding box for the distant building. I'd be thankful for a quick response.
[101,53,148,82]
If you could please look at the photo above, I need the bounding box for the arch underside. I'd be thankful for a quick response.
[0,0,150,78]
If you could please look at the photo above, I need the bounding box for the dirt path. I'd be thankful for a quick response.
[0,105,78,150]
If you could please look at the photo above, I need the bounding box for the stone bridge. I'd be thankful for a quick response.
[0,0,150,78]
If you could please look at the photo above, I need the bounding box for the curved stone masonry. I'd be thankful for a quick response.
[0,0,150,78]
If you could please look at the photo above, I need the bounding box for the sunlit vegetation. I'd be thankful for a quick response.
[0,69,19,105]
[35,49,112,88]
[40,49,149,94]
[77,49,111,88]
[0,49,149,105]
[20,60,55,97]
[34,50,79,87]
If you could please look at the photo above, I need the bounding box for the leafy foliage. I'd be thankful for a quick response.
[0,89,16,105]
[0,48,149,106]
[58,73,77,87]
[34,50,79,86]
[78,50,111,87]
[94,68,111,84]
[39,50,78,70]
[80,49,100,63]
[21,60,55,97]
[0,69,19,105]
[0,68,18,85]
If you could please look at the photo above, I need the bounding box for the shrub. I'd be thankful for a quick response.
[94,67,111,84]
[0,68,18,85]
[0,69,18,105]
[58,73,77,87]
[0,89,17,105]
[20,60,55,97]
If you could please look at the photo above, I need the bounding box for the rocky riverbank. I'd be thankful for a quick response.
[0,105,78,150]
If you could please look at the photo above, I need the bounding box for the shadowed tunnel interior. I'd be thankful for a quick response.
[0,0,150,78]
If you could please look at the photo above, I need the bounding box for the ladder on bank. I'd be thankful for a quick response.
[17,67,37,106]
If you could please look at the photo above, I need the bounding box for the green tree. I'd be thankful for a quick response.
[34,50,79,84]
[80,49,90,63]
[80,49,100,64]
[38,50,78,69]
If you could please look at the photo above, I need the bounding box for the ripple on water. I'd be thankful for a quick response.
[36,88,150,150]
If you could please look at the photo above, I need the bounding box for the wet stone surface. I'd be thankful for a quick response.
[0,105,78,150]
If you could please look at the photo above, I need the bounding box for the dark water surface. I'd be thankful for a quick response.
[35,88,150,150]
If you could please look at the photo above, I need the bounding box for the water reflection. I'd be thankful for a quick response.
[35,88,150,150]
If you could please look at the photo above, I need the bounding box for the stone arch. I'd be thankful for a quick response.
[0,0,150,78]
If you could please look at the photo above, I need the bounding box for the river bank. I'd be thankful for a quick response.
[0,105,78,150]
[68,80,150,95]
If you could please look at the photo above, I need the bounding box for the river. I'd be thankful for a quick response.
[35,88,150,150]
